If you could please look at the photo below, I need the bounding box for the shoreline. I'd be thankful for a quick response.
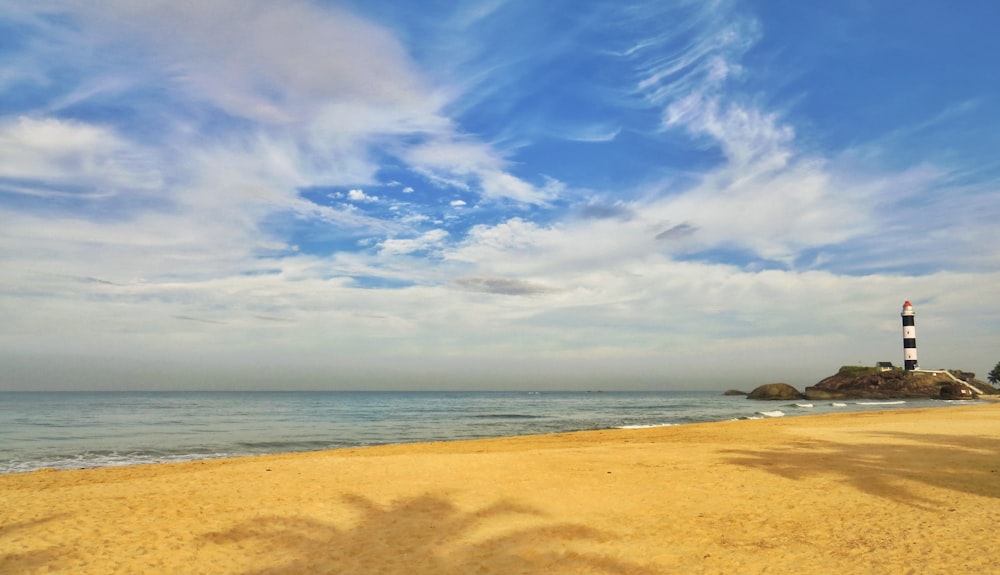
[3,403,999,574]
[2,393,985,475]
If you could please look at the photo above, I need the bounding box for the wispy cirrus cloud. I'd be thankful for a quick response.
[1,0,998,390]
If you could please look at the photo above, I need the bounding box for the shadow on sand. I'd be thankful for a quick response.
[0,513,74,574]
[203,493,657,575]
[722,430,1000,508]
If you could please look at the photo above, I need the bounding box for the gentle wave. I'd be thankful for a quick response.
[856,401,907,406]
[235,440,350,451]
[0,391,961,474]
[471,414,546,419]
[0,451,243,474]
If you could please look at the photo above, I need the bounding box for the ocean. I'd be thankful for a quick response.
[0,390,974,474]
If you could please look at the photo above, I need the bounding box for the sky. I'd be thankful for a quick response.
[1,0,998,391]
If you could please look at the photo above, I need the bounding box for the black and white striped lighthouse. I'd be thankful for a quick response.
[900,300,918,370]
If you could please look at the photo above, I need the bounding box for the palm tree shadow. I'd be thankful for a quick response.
[0,513,75,573]
[203,493,657,574]
[722,431,1000,509]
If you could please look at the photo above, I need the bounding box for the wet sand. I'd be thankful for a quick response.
[2,403,998,574]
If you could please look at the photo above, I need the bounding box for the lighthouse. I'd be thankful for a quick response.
[900,300,918,370]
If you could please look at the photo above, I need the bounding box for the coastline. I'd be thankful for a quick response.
[1,390,973,475]
[2,403,999,574]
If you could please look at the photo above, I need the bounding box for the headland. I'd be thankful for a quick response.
[743,365,999,401]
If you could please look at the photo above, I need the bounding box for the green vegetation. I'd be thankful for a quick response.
[989,361,1000,385]
[837,365,879,377]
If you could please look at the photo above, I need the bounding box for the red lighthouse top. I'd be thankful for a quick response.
[901,300,915,316]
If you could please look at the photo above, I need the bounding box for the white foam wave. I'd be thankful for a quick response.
[756,410,785,418]
[856,401,906,406]
[794,403,814,408]
[1,451,241,475]
[831,402,847,407]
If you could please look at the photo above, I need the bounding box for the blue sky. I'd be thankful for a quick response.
[1,0,998,390]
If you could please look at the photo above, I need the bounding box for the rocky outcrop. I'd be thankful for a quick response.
[747,383,804,400]
[722,389,748,396]
[800,387,849,400]
[803,366,995,400]
[949,370,979,383]
[939,383,975,400]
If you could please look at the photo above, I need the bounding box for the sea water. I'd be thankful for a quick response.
[0,391,972,474]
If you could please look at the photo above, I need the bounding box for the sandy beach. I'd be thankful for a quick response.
[2,403,998,575]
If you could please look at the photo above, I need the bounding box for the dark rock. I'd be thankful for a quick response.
[803,387,849,400]
[948,370,976,382]
[807,366,996,399]
[810,373,937,399]
[722,389,748,396]
[939,383,976,400]
[747,383,804,400]
[943,371,1000,394]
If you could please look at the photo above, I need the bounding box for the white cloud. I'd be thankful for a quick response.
[2,0,998,391]
[566,125,622,143]
[0,116,162,197]
[621,9,870,265]
[4,0,569,228]
[377,229,449,256]
[348,189,380,203]
[632,6,758,106]
[479,170,551,204]
[404,137,559,204]
[643,157,870,263]
[34,0,531,207]
[668,99,794,169]
[74,0,435,124]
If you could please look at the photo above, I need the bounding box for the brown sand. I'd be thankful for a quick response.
[2,404,999,575]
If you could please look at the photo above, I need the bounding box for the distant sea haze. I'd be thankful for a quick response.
[0,391,975,474]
